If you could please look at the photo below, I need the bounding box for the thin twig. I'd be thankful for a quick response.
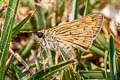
[83,0,88,16]
[5,54,14,75]
[9,48,34,74]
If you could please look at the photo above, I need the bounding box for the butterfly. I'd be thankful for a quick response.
[32,13,104,59]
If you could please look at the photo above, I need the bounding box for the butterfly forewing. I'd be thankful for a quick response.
[78,13,104,39]
[51,23,93,51]
[52,13,103,38]
[50,13,104,51]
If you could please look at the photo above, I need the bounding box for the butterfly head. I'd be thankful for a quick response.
[32,29,45,43]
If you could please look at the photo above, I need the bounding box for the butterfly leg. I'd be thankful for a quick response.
[55,51,60,64]
[57,47,66,61]
[41,39,54,66]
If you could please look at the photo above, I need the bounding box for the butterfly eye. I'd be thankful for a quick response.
[37,32,44,38]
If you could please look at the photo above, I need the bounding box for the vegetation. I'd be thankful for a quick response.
[0,0,120,80]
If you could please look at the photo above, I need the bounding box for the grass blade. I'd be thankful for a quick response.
[27,60,75,80]
[116,56,120,79]
[83,0,88,16]
[80,71,110,79]
[104,50,108,79]
[37,7,46,28]
[10,64,26,79]
[97,33,109,50]
[90,45,105,57]
[0,0,3,4]
[69,0,78,21]
[0,0,19,79]
[30,15,37,30]
[31,50,40,71]
[12,13,34,38]
[109,35,117,80]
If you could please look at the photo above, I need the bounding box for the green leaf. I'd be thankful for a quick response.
[12,13,34,38]
[61,68,82,80]
[104,50,108,79]
[109,35,117,80]
[83,0,88,16]
[69,0,78,21]
[116,56,120,79]
[31,50,40,71]
[0,0,19,79]
[21,0,34,9]
[0,0,3,4]
[90,45,105,57]
[80,71,110,79]
[97,33,109,50]
[30,15,37,30]
[27,60,75,80]
[10,64,26,79]
[37,7,46,28]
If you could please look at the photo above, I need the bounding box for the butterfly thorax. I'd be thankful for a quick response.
[45,29,77,58]
[32,29,58,51]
